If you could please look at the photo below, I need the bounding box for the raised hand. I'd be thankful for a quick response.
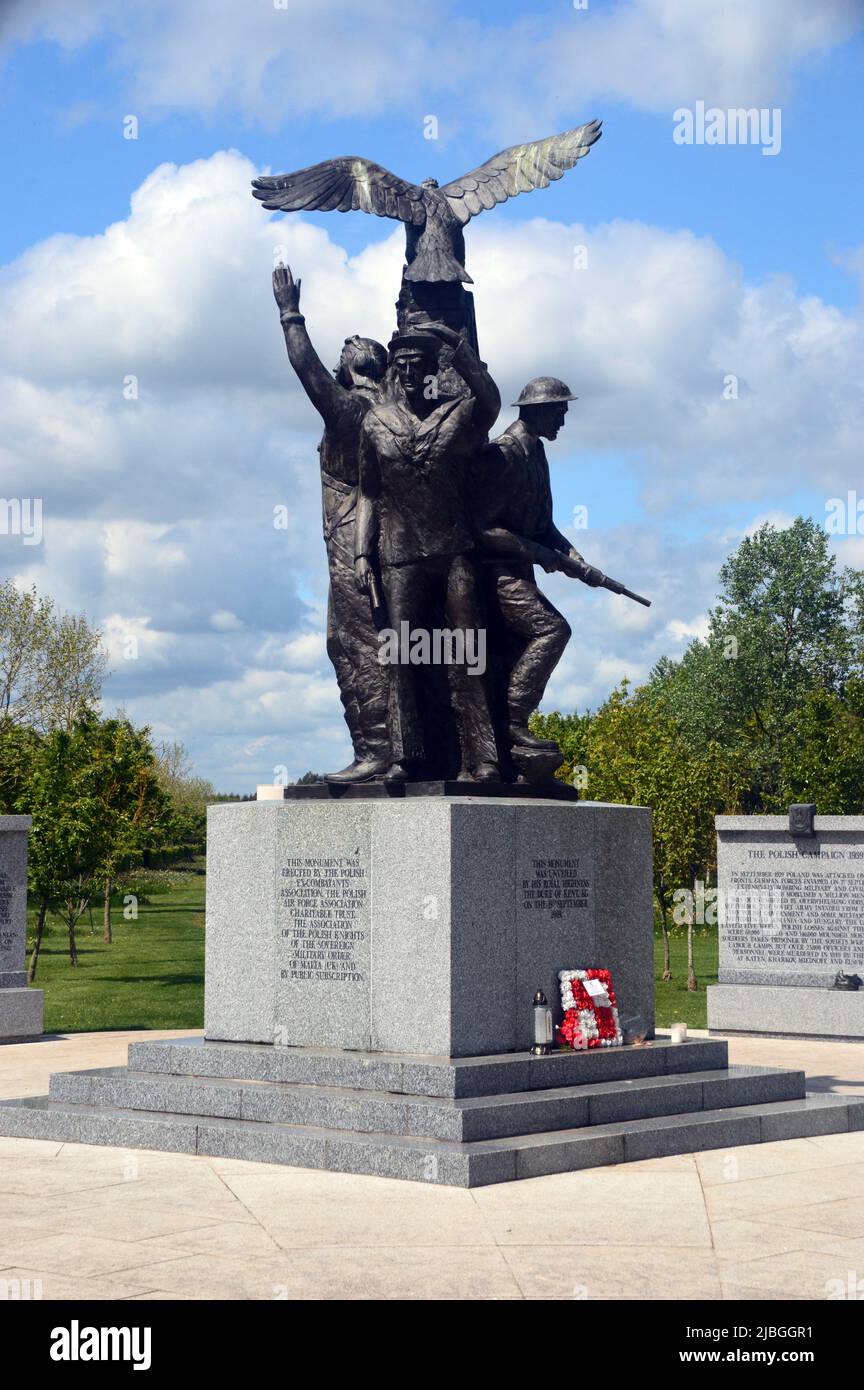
[273,262,301,314]
[420,321,463,348]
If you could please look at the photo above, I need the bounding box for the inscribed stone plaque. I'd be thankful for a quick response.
[717,818,864,986]
[275,806,371,1048]
[514,805,595,1027]
[0,825,26,972]
[0,868,14,964]
[0,818,42,1037]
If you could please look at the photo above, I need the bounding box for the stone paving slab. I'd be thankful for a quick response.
[0,1029,863,1298]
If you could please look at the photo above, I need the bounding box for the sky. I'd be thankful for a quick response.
[0,0,863,791]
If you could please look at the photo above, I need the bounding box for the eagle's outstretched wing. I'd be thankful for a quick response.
[251,156,426,225]
[440,120,602,224]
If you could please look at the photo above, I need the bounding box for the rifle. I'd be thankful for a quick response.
[595,570,651,608]
[558,553,651,607]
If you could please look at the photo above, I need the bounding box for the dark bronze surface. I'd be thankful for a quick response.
[256,122,650,789]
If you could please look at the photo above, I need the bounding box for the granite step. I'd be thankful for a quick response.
[126,1035,730,1098]
[47,1064,805,1142]
[0,1091,860,1187]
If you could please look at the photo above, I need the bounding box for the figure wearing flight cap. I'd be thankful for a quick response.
[355,323,501,783]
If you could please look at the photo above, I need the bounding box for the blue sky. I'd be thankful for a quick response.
[3,8,861,301]
[1,0,863,789]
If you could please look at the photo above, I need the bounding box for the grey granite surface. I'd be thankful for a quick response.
[0,1088,857,1186]
[708,983,864,1039]
[128,1035,729,1098]
[714,816,864,1023]
[41,1058,807,1142]
[274,799,372,1049]
[204,800,278,1045]
[0,820,42,1040]
[205,796,654,1059]
[0,987,43,1041]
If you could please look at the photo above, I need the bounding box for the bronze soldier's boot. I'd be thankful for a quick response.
[383,760,416,784]
[325,754,389,784]
[508,721,558,751]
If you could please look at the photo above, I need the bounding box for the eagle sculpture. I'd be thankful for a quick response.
[252,121,601,285]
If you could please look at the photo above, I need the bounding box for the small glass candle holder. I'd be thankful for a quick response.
[531,990,553,1055]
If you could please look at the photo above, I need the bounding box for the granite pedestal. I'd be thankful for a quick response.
[0,816,43,1041]
[204,795,655,1056]
[0,793,851,1185]
[708,814,864,1040]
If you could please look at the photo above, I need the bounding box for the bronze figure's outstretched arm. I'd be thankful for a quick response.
[272,263,347,421]
[420,322,501,432]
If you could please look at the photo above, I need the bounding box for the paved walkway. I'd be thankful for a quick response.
[1,1028,863,1300]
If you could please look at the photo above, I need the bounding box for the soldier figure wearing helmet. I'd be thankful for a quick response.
[476,377,604,757]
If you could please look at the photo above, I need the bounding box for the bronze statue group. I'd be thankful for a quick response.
[256,122,647,787]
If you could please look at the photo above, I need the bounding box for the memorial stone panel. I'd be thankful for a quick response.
[0,816,43,1039]
[718,822,864,987]
[708,815,864,1039]
[275,806,372,1049]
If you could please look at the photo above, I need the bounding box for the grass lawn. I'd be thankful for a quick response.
[653,924,719,1030]
[27,874,205,1035]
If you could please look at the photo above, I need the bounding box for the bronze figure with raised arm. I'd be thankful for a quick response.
[272,263,390,783]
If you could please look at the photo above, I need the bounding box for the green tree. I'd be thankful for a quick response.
[649,519,863,810]
[154,741,213,861]
[10,721,115,974]
[90,719,172,942]
[582,682,743,979]
[0,581,108,733]
[528,710,592,789]
[776,680,864,812]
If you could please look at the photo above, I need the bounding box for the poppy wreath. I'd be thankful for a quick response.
[557,968,623,1050]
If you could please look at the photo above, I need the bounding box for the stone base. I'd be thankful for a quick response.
[0,987,44,1042]
[0,1035,858,1187]
[708,983,864,1040]
[205,795,654,1057]
[277,780,580,802]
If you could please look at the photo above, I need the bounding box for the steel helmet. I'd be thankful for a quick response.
[510,376,577,407]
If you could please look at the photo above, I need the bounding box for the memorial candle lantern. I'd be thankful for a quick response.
[531,990,553,1056]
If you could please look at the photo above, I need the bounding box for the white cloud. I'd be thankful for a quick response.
[534,0,861,116]
[2,149,862,786]
[1,0,859,131]
[667,616,711,645]
[209,610,243,631]
[281,632,329,670]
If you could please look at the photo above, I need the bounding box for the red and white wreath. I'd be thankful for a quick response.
[557,968,623,1050]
